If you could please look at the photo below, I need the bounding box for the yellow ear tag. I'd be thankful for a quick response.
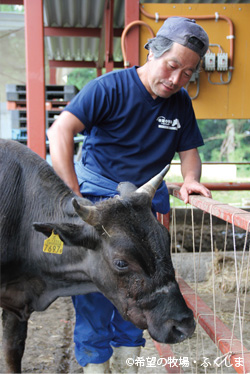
[43,230,64,255]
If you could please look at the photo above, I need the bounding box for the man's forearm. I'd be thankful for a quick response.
[180,149,202,182]
[178,149,211,203]
[47,125,81,196]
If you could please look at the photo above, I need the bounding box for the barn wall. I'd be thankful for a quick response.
[140,3,250,119]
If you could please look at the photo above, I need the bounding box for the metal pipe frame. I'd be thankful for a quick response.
[155,183,250,373]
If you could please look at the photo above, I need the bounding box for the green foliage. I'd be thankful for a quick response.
[197,119,250,163]
[67,68,97,90]
[0,29,25,101]
[0,5,24,12]
[172,118,250,168]
[237,164,250,178]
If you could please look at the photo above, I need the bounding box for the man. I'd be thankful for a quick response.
[48,17,211,373]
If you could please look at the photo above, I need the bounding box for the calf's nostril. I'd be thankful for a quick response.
[173,317,196,341]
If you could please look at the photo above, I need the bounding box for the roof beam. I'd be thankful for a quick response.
[49,60,123,69]
[44,27,101,38]
[0,0,24,4]
[44,27,123,38]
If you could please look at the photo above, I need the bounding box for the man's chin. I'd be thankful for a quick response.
[158,91,176,99]
[157,86,179,99]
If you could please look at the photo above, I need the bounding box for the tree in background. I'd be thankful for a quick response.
[0,5,23,11]
[220,120,235,161]
[0,5,25,101]
[198,119,250,164]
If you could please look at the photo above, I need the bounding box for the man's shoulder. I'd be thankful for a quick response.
[96,67,136,84]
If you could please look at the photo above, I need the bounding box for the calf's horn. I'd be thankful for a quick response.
[72,198,99,226]
[136,165,170,199]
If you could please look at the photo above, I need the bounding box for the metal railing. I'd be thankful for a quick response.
[155,184,250,374]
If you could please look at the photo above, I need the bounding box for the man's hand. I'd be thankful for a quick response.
[179,148,212,204]
[179,179,212,204]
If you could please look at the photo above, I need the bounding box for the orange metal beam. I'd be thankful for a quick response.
[24,0,46,158]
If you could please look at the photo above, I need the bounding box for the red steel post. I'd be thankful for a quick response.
[49,67,56,85]
[104,0,114,72]
[24,0,46,158]
[157,212,170,230]
[124,0,140,67]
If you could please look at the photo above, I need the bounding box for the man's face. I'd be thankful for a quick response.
[146,43,200,99]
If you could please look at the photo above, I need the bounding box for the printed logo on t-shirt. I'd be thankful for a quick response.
[156,116,181,131]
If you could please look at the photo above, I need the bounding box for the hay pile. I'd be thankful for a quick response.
[199,252,250,294]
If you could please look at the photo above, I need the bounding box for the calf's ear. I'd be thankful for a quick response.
[33,222,100,250]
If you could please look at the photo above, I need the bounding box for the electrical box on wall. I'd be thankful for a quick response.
[139,4,250,119]
[217,53,228,71]
[204,53,216,71]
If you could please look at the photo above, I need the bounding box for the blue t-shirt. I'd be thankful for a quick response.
[65,66,204,212]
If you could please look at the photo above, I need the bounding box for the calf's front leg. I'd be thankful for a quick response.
[2,309,28,373]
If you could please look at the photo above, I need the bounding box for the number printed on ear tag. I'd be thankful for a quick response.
[43,230,64,254]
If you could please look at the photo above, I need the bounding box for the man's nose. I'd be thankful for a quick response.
[170,70,181,86]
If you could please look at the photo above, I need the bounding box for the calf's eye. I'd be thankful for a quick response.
[114,259,128,270]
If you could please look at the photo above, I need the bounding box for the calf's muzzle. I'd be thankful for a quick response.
[147,307,195,344]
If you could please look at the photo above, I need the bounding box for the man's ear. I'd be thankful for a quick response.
[33,222,100,250]
[148,49,154,61]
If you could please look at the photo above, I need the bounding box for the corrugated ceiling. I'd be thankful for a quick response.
[43,0,249,64]
[1,0,249,65]
[43,0,125,63]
